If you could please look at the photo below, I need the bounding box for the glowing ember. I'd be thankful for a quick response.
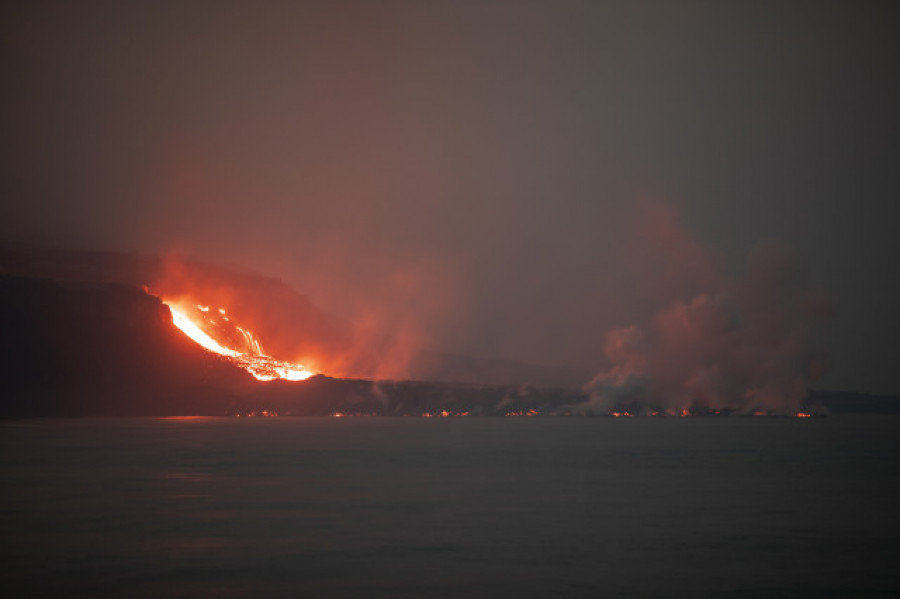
[164,300,315,382]
[505,409,540,417]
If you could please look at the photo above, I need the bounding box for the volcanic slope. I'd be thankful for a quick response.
[0,247,590,387]
[0,274,260,416]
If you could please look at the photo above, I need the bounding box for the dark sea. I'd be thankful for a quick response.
[2,416,898,598]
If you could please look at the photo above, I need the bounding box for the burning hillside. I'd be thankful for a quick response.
[0,245,848,419]
[0,248,591,387]
[163,300,315,382]
[0,271,866,418]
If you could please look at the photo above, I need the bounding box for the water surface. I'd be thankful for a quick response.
[2,416,898,597]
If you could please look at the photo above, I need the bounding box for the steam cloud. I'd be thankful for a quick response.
[582,203,831,414]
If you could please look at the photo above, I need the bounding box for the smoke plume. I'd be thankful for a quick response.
[583,203,831,414]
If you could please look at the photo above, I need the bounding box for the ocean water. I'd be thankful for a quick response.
[1,416,898,598]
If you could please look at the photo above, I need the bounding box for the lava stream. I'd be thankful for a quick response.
[164,301,315,382]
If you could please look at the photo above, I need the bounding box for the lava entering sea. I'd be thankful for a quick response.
[163,300,315,382]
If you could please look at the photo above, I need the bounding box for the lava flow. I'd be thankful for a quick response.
[163,300,315,381]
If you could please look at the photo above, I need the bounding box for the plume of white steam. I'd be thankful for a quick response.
[583,204,831,414]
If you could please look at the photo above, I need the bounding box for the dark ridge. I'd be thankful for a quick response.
[0,273,252,417]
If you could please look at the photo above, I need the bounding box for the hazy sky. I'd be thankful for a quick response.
[2,0,899,393]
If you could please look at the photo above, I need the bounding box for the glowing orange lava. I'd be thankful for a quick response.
[164,300,315,382]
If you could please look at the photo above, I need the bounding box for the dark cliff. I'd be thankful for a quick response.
[0,274,252,416]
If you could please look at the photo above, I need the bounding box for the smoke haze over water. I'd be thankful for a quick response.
[583,203,831,413]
